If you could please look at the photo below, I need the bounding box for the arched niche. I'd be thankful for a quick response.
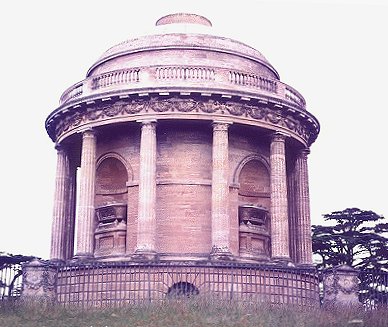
[236,155,271,261]
[235,155,270,208]
[95,153,131,205]
[94,153,131,257]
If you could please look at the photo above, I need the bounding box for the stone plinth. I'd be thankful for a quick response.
[322,265,360,307]
[94,220,127,257]
[21,259,57,302]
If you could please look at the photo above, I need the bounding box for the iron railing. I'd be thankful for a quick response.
[359,269,388,309]
[3,260,387,309]
[55,261,320,308]
[0,263,23,300]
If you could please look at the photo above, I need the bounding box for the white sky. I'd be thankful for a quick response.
[1,0,387,259]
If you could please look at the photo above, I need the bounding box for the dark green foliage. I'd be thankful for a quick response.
[312,208,388,306]
[312,208,388,270]
[0,253,36,269]
[0,253,36,299]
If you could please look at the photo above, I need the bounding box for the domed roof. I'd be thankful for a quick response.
[155,13,212,27]
[46,12,319,148]
[87,13,279,79]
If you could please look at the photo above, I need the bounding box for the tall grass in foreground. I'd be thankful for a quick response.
[1,298,387,327]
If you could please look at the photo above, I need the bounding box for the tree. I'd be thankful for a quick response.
[312,208,388,307]
[312,208,388,270]
[0,252,36,299]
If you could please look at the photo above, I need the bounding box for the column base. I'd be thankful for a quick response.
[296,262,315,269]
[48,258,66,265]
[132,250,158,261]
[271,256,293,267]
[210,246,234,261]
[73,253,94,261]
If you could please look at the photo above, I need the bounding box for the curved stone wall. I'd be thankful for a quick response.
[48,13,319,267]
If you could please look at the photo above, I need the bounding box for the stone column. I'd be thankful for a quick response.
[134,120,157,260]
[210,121,232,259]
[287,168,298,262]
[64,163,77,260]
[270,132,290,261]
[295,148,313,265]
[75,129,97,259]
[50,145,70,261]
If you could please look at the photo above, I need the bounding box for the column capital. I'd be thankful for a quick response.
[79,128,97,138]
[54,143,65,151]
[136,119,157,126]
[271,131,288,142]
[298,147,311,157]
[212,121,232,131]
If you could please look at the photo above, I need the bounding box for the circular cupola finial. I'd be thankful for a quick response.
[156,13,212,27]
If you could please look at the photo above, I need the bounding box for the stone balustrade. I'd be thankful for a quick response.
[228,71,277,93]
[59,81,83,104]
[91,69,140,90]
[156,66,215,81]
[58,66,306,110]
[285,86,306,107]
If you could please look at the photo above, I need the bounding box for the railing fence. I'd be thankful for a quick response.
[0,263,23,301]
[1,261,387,310]
[359,269,388,309]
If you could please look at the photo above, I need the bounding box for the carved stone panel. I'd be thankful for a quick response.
[22,259,57,301]
[322,265,360,307]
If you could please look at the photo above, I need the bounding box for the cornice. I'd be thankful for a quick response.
[46,93,319,147]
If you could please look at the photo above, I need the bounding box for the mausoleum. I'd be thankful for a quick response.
[34,13,320,306]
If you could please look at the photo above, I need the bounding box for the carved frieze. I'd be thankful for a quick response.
[197,100,220,113]
[53,97,315,145]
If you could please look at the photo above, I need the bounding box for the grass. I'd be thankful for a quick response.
[1,299,388,327]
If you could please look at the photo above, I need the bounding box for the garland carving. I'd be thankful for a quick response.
[54,98,313,143]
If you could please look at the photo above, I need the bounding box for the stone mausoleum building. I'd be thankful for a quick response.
[25,13,321,306]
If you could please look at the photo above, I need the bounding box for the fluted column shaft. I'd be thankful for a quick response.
[135,120,157,256]
[50,146,70,261]
[64,164,77,260]
[75,129,97,258]
[270,132,290,260]
[211,122,231,257]
[295,148,313,264]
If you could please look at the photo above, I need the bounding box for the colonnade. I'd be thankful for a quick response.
[50,120,313,265]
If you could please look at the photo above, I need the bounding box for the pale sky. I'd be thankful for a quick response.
[1,0,387,259]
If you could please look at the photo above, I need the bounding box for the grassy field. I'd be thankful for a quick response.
[1,299,387,327]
